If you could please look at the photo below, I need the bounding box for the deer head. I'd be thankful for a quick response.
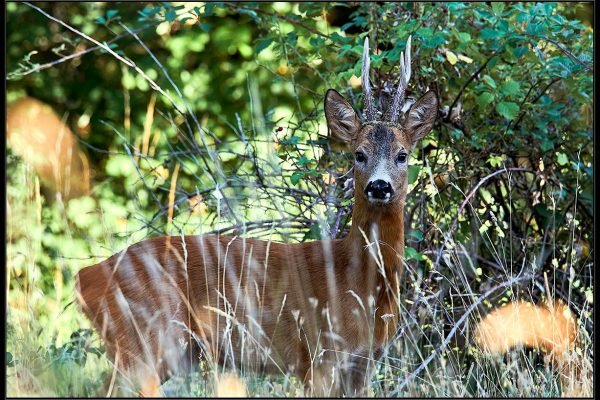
[325,36,438,207]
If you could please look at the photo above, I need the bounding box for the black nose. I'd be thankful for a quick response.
[365,180,394,200]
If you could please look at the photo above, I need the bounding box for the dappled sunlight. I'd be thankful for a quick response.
[6,2,593,398]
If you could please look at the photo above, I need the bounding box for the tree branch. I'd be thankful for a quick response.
[8,23,156,78]
[447,51,498,118]
[392,272,534,395]
[432,167,535,271]
[23,2,184,114]
[527,34,593,72]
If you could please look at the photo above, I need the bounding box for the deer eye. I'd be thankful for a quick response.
[396,152,408,164]
[355,151,367,163]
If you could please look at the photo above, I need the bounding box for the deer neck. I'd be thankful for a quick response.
[346,196,405,284]
[343,196,405,343]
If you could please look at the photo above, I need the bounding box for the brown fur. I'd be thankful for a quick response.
[474,301,582,396]
[76,89,438,396]
[77,225,403,395]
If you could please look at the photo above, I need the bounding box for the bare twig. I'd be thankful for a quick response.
[392,272,534,395]
[23,2,184,114]
[8,23,155,78]
[433,167,535,271]
[527,34,593,72]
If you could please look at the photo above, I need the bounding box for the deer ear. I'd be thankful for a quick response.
[325,89,362,145]
[405,90,438,149]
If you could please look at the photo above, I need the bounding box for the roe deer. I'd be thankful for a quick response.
[76,35,580,397]
[76,36,437,397]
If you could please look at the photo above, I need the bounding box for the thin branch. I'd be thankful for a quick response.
[392,272,534,395]
[511,78,561,132]
[450,167,534,233]
[432,167,535,271]
[447,51,498,118]
[9,23,156,78]
[23,2,184,114]
[527,34,593,72]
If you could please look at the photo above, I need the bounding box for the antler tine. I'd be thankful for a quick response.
[386,35,412,123]
[361,37,377,121]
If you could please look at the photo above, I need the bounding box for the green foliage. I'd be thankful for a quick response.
[6,2,593,397]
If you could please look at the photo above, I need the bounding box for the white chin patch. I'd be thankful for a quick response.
[367,197,391,205]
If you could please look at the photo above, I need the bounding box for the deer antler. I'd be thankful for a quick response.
[385,35,412,123]
[361,37,377,122]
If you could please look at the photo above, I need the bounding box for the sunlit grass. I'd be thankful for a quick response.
[6,96,593,398]
[6,199,593,397]
[6,2,593,395]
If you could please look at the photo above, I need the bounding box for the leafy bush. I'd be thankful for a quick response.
[7,2,593,397]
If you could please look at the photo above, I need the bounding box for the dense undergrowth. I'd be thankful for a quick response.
[6,2,593,397]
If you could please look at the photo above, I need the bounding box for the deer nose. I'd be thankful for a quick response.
[365,180,394,200]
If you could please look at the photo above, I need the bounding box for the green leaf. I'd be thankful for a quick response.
[95,16,106,24]
[496,102,519,120]
[539,138,554,152]
[479,220,491,234]
[487,154,505,167]
[296,155,313,165]
[481,28,500,39]
[290,171,304,186]
[557,152,569,166]
[500,80,520,96]
[280,136,299,145]
[526,23,542,35]
[491,2,505,15]
[404,246,425,261]
[457,32,471,43]
[255,37,273,54]
[476,92,495,107]
[423,32,446,49]
[450,128,462,140]
[303,223,322,240]
[106,9,119,19]
[513,46,529,59]
[408,165,421,184]
[482,75,497,89]
[165,9,177,22]
[407,230,424,241]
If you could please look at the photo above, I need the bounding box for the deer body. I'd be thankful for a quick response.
[77,215,404,395]
[78,182,415,395]
[76,37,440,396]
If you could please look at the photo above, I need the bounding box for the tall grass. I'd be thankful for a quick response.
[6,155,593,396]
[7,4,592,397]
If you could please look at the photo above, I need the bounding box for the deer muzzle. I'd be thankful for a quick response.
[365,179,394,202]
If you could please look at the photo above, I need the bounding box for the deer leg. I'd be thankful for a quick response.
[303,364,342,397]
[303,351,373,397]
[342,355,373,397]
